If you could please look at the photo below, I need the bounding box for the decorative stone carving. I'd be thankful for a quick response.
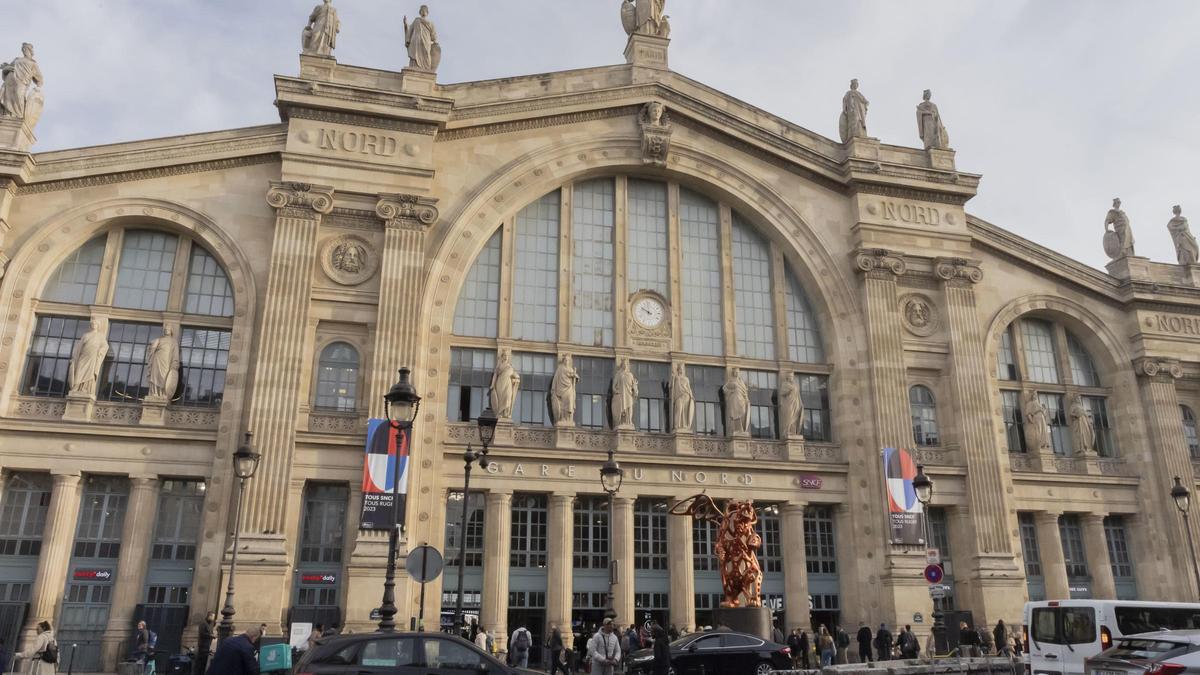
[266,182,335,216]
[1103,197,1135,260]
[779,373,803,438]
[68,317,109,396]
[1168,205,1199,266]
[1137,357,1184,380]
[320,234,378,286]
[375,193,440,229]
[490,347,520,420]
[1008,453,1036,473]
[670,362,694,432]
[513,428,554,448]
[639,102,672,167]
[302,0,340,56]
[1068,394,1096,457]
[403,5,440,73]
[934,257,983,284]
[900,293,939,337]
[611,357,638,429]
[145,327,180,401]
[165,408,220,429]
[915,89,950,151]
[722,367,750,436]
[0,43,44,128]
[853,248,907,276]
[1023,390,1052,453]
[550,354,579,426]
[838,78,869,143]
[622,0,669,37]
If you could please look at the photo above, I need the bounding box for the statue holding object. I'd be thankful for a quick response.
[670,494,763,608]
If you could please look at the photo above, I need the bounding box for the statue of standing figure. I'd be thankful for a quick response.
[302,0,340,56]
[1068,394,1096,456]
[722,367,750,435]
[550,354,579,426]
[611,357,638,428]
[146,327,180,400]
[0,43,44,129]
[490,347,520,420]
[404,5,441,72]
[670,363,694,432]
[1168,205,1199,266]
[1103,197,1135,260]
[1023,390,1052,453]
[621,0,669,37]
[68,318,109,396]
[838,78,869,143]
[915,89,950,150]
[779,373,804,438]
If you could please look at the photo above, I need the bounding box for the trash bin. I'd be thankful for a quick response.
[118,661,144,675]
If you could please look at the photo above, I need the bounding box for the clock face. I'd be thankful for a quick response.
[633,296,665,328]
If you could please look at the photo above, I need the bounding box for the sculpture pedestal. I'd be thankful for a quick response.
[62,392,95,422]
[400,68,437,95]
[624,33,669,70]
[140,396,168,427]
[0,117,35,152]
[712,606,772,641]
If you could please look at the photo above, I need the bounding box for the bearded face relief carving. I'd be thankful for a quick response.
[901,293,938,337]
[321,234,378,285]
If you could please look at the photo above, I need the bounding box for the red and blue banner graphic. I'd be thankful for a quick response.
[883,447,925,545]
[359,419,410,531]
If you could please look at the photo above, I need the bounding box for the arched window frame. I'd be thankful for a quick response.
[1183,405,1200,460]
[313,340,361,412]
[909,385,940,447]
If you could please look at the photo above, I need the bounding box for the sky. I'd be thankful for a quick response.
[5,0,1200,270]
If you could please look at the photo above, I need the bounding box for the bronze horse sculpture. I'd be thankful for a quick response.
[669,494,763,608]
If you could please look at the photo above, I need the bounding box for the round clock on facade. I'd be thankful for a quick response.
[633,296,666,328]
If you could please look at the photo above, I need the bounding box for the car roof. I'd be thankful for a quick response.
[1119,630,1200,644]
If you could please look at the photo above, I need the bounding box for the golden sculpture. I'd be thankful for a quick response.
[670,494,763,608]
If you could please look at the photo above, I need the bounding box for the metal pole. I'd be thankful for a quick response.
[922,506,945,657]
[454,450,474,635]
[66,643,76,675]
[218,476,247,644]
[604,489,616,621]
[377,421,407,632]
[1185,512,1200,601]
[418,545,429,632]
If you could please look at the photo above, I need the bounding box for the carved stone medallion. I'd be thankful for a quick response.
[900,293,939,337]
[320,234,378,286]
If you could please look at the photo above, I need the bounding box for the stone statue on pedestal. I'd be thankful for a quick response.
[779,373,804,438]
[915,89,949,150]
[1068,394,1096,456]
[621,0,669,37]
[670,362,694,432]
[302,0,340,56]
[1168,205,1198,266]
[550,354,579,426]
[404,5,440,72]
[68,318,109,396]
[722,367,750,435]
[1103,197,1135,260]
[490,347,520,420]
[611,357,638,428]
[1023,390,1052,453]
[838,78,869,143]
[146,327,180,400]
[0,43,44,129]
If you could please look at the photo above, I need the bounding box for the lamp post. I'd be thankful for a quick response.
[911,464,944,655]
[453,405,497,636]
[600,448,624,622]
[1171,476,1200,600]
[217,432,260,645]
[378,368,422,632]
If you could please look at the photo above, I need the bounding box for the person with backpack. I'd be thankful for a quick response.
[898,624,919,659]
[15,620,57,675]
[786,629,803,670]
[547,623,569,675]
[817,625,835,666]
[958,621,981,657]
[509,624,533,668]
[835,625,850,664]
[133,620,158,672]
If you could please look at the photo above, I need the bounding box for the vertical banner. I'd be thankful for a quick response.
[360,419,410,531]
[883,447,925,545]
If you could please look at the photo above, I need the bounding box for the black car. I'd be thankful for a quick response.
[627,630,792,675]
[295,631,541,675]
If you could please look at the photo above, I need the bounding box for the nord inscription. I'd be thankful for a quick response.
[881,200,941,226]
[316,128,399,157]
[1151,313,1200,336]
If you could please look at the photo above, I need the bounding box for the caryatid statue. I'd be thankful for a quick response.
[302,0,340,56]
[1168,205,1199,266]
[490,347,520,420]
[1023,390,1052,453]
[838,78,869,143]
[0,43,44,129]
[779,373,804,438]
[550,354,579,426]
[722,367,750,435]
[670,362,694,432]
[68,318,109,396]
[1103,197,1135,260]
[915,89,950,150]
[404,5,441,73]
[621,0,669,38]
[146,327,180,400]
[1068,394,1096,456]
[611,357,638,428]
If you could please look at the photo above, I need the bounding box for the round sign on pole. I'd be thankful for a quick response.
[923,564,944,584]
[406,544,445,583]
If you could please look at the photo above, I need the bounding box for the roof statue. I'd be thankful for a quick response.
[670,495,763,609]
[838,78,869,143]
[301,0,340,57]
[1168,205,1198,266]
[622,0,669,38]
[1103,197,1135,260]
[404,5,441,73]
[0,42,44,130]
[915,89,950,150]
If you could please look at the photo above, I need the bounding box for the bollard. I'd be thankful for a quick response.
[66,643,77,675]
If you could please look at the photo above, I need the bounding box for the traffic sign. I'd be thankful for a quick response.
[923,564,944,584]
[925,548,941,565]
[406,544,444,583]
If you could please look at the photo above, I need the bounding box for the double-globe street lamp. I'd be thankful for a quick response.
[911,465,944,655]
[600,448,624,622]
[1170,476,1200,600]
[378,368,422,632]
[217,432,261,644]
[453,405,498,635]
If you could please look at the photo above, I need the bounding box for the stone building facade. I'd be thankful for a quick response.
[0,13,1199,671]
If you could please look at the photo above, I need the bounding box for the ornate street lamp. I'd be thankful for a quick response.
[217,432,260,644]
[453,405,498,635]
[1171,476,1200,600]
[600,448,624,621]
[378,368,422,632]
[912,464,944,655]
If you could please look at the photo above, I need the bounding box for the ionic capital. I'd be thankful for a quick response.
[265,181,335,216]
[1135,357,1184,380]
[375,193,439,230]
[934,257,983,284]
[853,248,907,277]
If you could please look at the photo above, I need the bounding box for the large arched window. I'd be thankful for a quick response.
[1184,405,1200,460]
[996,317,1114,457]
[22,226,235,407]
[909,385,940,447]
[447,176,830,442]
[314,342,359,412]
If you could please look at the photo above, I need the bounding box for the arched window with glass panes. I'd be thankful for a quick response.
[314,342,360,412]
[996,316,1115,457]
[1183,405,1200,460]
[909,385,940,447]
[22,228,234,407]
[447,177,830,442]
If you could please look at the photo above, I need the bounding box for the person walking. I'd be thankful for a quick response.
[874,623,893,662]
[771,621,785,644]
[590,619,622,675]
[194,612,216,675]
[993,620,1009,656]
[132,620,157,672]
[786,629,803,670]
[798,629,811,669]
[207,626,261,675]
[474,627,489,651]
[15,621,56,675]
[835,624,850,664]
[652,623,671,675]
[667,624,679,642]
[307,624,324,653]
[510,624,533,668]
[958,621,981,657]
[818,625,835,667]
[898,624,919,659]
[856,622,873,663]
[547,623,569,675]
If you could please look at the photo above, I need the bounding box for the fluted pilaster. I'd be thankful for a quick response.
[780,502,810,632]
[667,495,695,632]
[102,477,160,669]
[547,494,574,633]
[24,472,82,643]
[1080,513,1116,599]
[611,496,636,625]
[1034,511,1069,600]
[482,491,513,650]
[854,248,911,451]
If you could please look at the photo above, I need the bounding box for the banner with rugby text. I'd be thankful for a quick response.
[359,419,410,531]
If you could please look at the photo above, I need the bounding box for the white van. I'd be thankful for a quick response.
[1024,600,1200,675]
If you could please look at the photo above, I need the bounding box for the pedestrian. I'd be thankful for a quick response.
[993,620,1009,657]
[590,619,622,675]
[835,624,850,664]
[874,623,893,662]
[786,629,803,670]
[132,619,157,671]
[208,625,261,675]
[259,623,268,638]
[486,629,496,657]
[798,629,810,669]
[194,611,216,675]
[474,626,489,651]
[958,621,981,657]
[307,623,324,653]
[548,623,569,675]
[508,624,532,668]
[652,623,671,675]
[899,624,919,659]
[818,625,835,667]
[575,629,589,671]
[771,621,785,645]
[856,622,873,663]
[321,624,338,638]
[15,621,56,675]
[667,624,679,643]
[0,637,11,673]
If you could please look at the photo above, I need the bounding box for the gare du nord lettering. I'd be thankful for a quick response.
[1153,313,1200,336]
[317,127,400,157]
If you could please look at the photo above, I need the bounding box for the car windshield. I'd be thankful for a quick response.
[1104,639,1191,660]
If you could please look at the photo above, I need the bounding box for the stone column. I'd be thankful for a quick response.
[611,496,636,625]
[547,494,574,635]
[1034,511,1070,601]
[481,491,513,651]
[779,502,810,632]
[667,496,695,632]
[22,472,82,646]
[1080,513,1116,599]
[101,477,160,669]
